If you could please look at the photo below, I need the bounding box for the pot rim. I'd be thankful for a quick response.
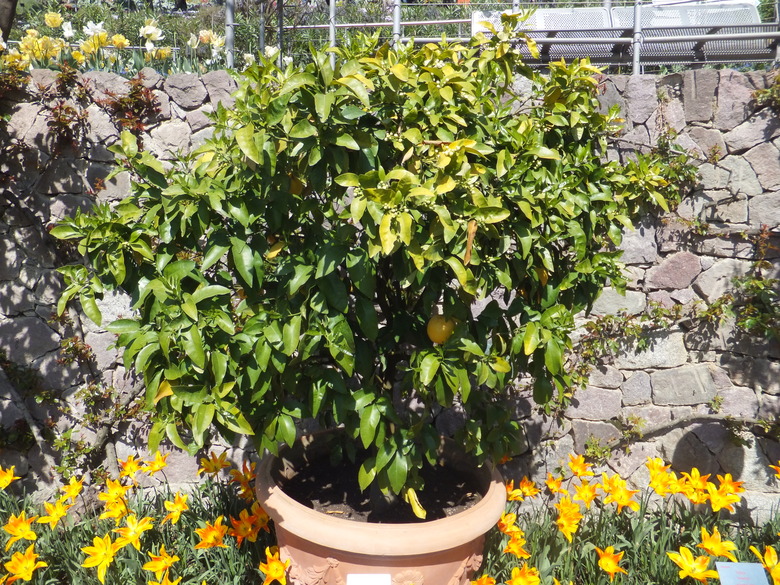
[255,435,507,557]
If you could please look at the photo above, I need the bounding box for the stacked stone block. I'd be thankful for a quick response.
[0,68,778,515]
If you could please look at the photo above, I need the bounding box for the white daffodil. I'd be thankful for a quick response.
[62,22,74,39]
[139,19,164,42]
[83,21,105,37]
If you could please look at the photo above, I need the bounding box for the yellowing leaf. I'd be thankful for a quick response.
[154,380,173,404]
[403,487,427,519]
[266,241,285,259]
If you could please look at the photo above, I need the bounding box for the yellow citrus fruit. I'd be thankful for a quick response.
[427,314,456,344]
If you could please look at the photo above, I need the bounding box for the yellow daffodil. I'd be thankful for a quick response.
[37,499,71,529]
[98,479,129,506]
[99,499,128,524]
[601,474,640,513]
[667,546,719,584]
[716,473,745,494]
[144,451,169,475]
[769,461,780,479]
[506,564,541,585]
[114,514,155,550]
[645,457,670,477]
[471,576,496,585]
[573,479,599,509]
[119,455,143,480]
[706,483,741,513]
[554,497,582,543]
[698,526,738,562]
[198,452,230,476]
[229,509,259,546]
[162,493,188,525]
[497,512,521,536]
[750,545,780,585]
[596,546,628,582]
[229,461,256,492]
[506,480,525,502]
[195,516,229,549]
[110,34,130,49]
[4,511,38,550]
[143,545,180,580]
[0,466,20,490]
[545,473,567,495]
[518,477,540,498]
[259,546,290,585]
[504,534,531,559]
[60,476,84,502]
[250,502,271,533]
[568,454,594,478]
[71,50,86,64]
[81,534,119,584]
[44,12,63,28]
[4,544,47,583]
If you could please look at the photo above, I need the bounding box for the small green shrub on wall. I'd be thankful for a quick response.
[54,17,686,507]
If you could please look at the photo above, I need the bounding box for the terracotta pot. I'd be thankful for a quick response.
[255,432,506,585]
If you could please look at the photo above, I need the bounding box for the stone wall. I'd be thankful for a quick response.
[1,67,778,514]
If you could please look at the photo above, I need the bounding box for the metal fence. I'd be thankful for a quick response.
[224,0,779,73]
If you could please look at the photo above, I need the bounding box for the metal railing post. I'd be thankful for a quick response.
[632,0,643,74]
[393,0,402,46]
[225,0,235,68]
[259,0,266,54]
[329,0,337,67]
[278,0,284,68]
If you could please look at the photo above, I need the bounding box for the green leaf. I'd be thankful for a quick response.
[523,321,539,356]
[358,457,377,491]
[81,293,102,326]
[335,173,361,187]
[290,119,318,139]
[544,338,563,375]
[419,352,440,386]
[231,238,255,287]
[379,214,396,255]
[359,405,380,449]
[355,295,379,341]
[192,403,215,443]
[202,244,230,271]
[288,264,314,296]
[473,207,511,224]
[319,273,349,313]
[235,124,262,164]
[443,256,477,295]
[121,130,138,158]
[336,75,371,107]
[314,92,335,121]
[183,325,206,369]
[526,146,560,160]
[387,452,409,494]
[282,315,302,356]
[191,285,231,304]
[335,134,360,150]
[279,72,318,96]
[277,414,297,446]
[106,319,140,334]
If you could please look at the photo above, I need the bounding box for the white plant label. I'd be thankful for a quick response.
[346,574,391,585]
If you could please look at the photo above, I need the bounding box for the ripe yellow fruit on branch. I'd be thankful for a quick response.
[427,315,456,344]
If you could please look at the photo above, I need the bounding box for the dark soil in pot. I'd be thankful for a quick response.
[280,455,484,524]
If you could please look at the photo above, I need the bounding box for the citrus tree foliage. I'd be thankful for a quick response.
[55,19,682,497]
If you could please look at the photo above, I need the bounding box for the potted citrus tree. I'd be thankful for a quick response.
[54,16,685,584]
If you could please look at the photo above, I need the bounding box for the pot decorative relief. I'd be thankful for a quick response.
[255,432,507,585]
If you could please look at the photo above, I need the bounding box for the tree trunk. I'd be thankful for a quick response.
[174,0,187,10]
[0,0,19,44]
